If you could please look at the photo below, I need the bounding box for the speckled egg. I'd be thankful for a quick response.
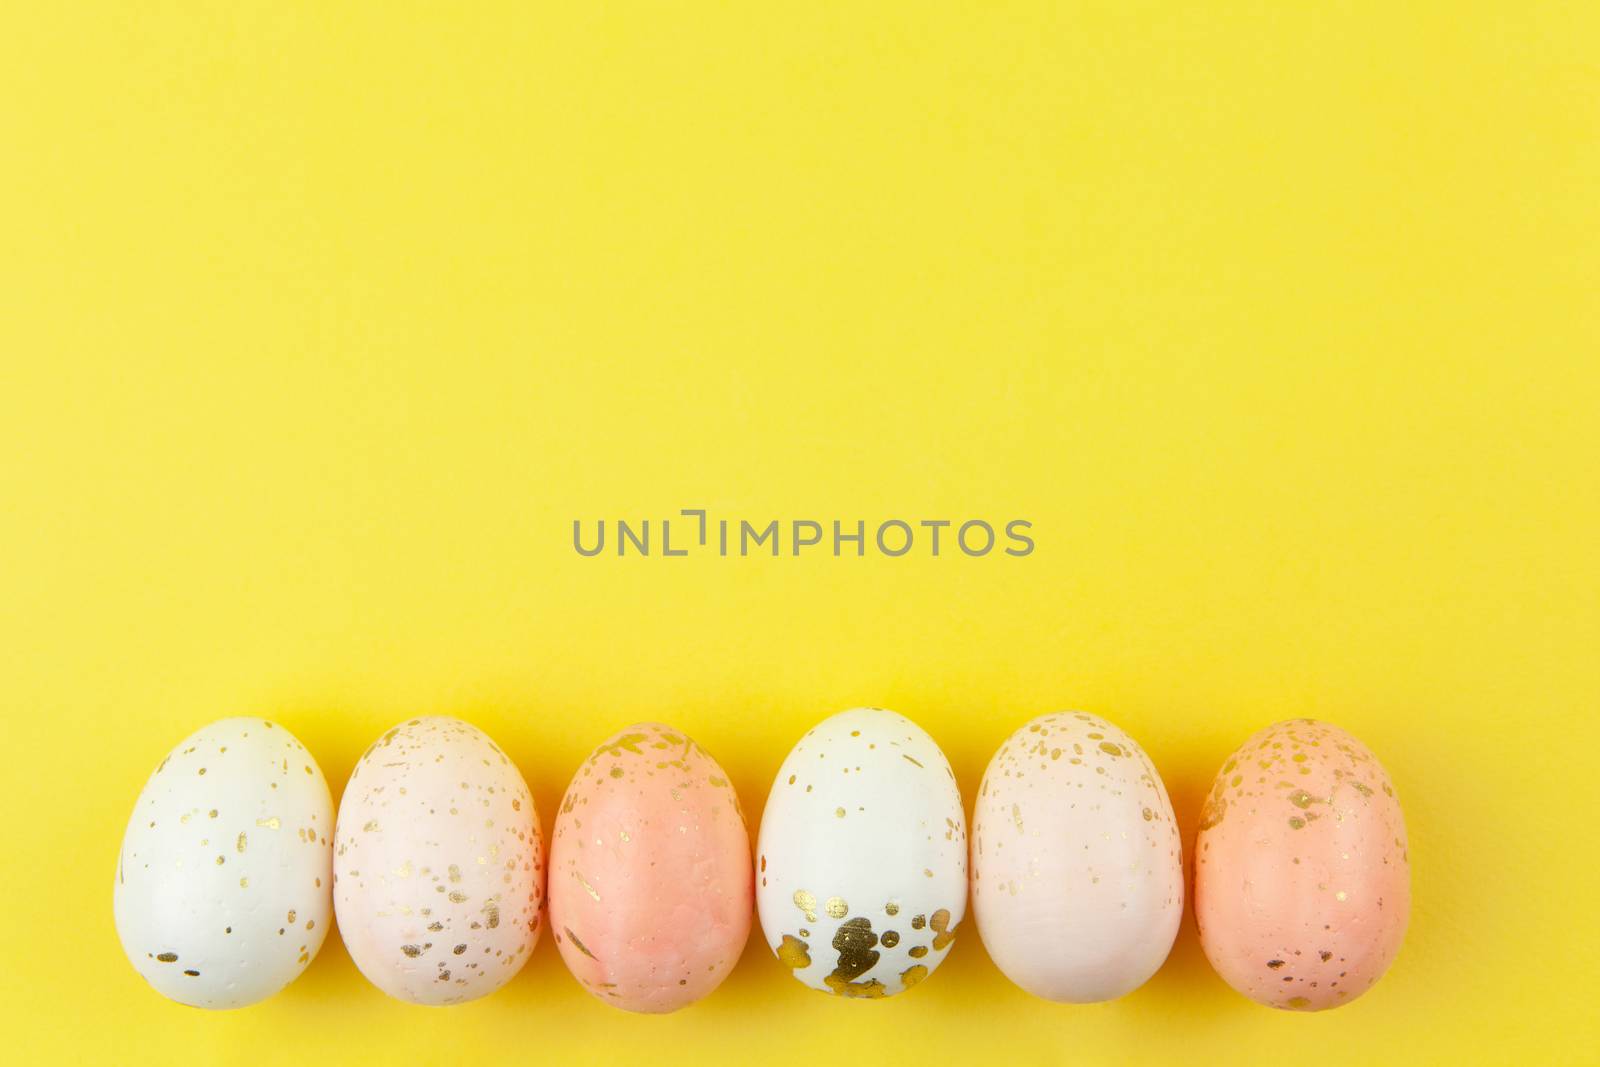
[971,712,1183,1002]
[1195,719,1410,1011]
[548,723,752,1013]
[333,717,544,1005]
[114,717,334,1008]
[756,707,967,998]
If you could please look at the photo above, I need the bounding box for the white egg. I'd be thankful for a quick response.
[756,707,967,998]
[971,711,1183,1002]
[333,717,543,1005]
[113,717,334,1008]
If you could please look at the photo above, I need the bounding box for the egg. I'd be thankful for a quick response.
[333,716,544,1005]
[1195,718,1410,1011]
[113,717,334,1008]
[971,712,1183,1001]
[548,723,752,1012]
[756,707,967,998]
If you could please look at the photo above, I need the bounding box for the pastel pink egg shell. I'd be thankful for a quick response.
[549,722,753,1013]
[1195,719,1410,1011]
[333,717,544,1006]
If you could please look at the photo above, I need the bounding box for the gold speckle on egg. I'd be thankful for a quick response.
[793,889,818,922]
[236,832,247,853]
[563,927,597,959]
[776,934,811,969]
[930,909,956,950]
[595,733,648,759]
[824,916,881,993]
[1199,792,1228,830]
[825,896,848,919]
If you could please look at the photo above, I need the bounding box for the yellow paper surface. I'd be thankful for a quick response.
[2,3,1596,1062]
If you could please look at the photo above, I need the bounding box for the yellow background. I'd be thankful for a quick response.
[3,3,1596,1063]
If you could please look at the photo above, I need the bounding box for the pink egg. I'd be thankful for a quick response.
[1195,719,1409,1011]
[549,723,752,1013]
[333,717,544,1005]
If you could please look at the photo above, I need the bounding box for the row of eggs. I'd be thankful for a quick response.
[115,708,1409,1013]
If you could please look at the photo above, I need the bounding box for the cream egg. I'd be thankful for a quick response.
[756,707,967,998]
[333,717,544,1005]
[114,717,334,1008]
[1195,719,1410,1011]
[548,722,752,1012]
[971,712,1182,1001]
